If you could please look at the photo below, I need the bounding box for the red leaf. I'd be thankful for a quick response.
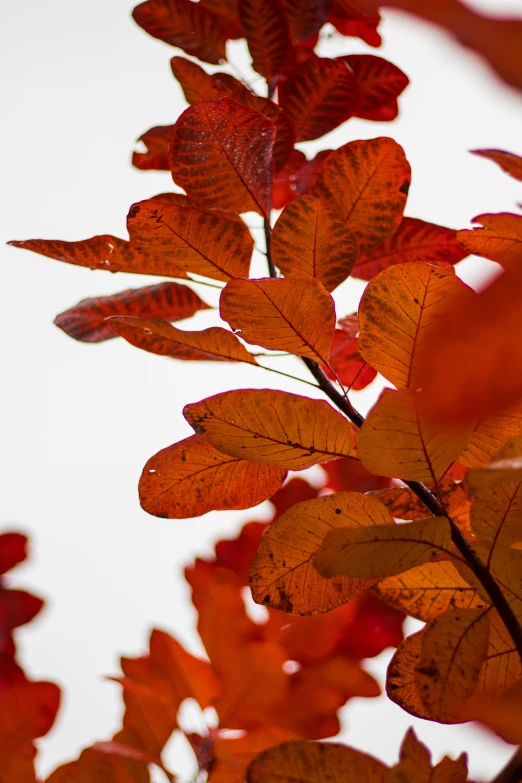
[239,0,291,82]
[0,680,60,765]
[0,533,28,575]
[132,0,227,63]
[46,746,149,783]
[321,457,391,494]
[329,0,381,46]
[199,0,244,39]
[279,58,360,142]
[282,0,331,43]
[339,54,409,121]
[323,329,377,390]
[270,476,320,517]
[54,282,210,343]
[214,521,269,585]
[132,125,172,171]
[0,589,44,634]
[169,98,276,216]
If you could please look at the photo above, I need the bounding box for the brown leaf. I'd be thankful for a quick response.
[386,628,437,721]
[391,728,468,783]
[340,54,409,122]
[457,213,522,267]
[139,434,286,518]
[184,389,356,470]
[471,148,522,182]
[249,492,392,614]
[169,97,275,217]
[271,196,358,292]
[219,277,335,363]
[310,137,411,250]
[239,0,291,82]
[459,401,522,468]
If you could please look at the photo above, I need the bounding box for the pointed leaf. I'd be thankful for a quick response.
[271,196,358,292]
[282,0,331,42]
[239,0,291,82]
[250,492,393,614]
[310,137,410,250]
[314,516,452,580]
[54,282,210,343]
[459,401,522,468]
[139,434,286,518]
[219,277,335,362]
[471,148,522,182]
[358,389,472,483]
[340,54,408,121]
[169,97,275,216]
[108,318,257,364]
[353,217,469,281]
[132,0,227,63]
[184,389,356,470]
[279,58,360,142]
[391,728,468,783]
[358,262,471,390]
[127,196,253,281]
[457,213,522,267]
[323,330,377,390]
[132,125,172,170]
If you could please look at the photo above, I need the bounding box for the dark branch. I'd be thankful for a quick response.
[491,753,522,783]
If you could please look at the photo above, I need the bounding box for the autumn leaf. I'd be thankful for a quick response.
[127,195,253,281]
[459,401,522,468]
[219,277,335,363]
[132,125,172,170]
[199,0,244,38]
[282,0,331,42]
[184,389,356,470]
[271,196,358,292]
[310,137,411,249]
[323,330,377,390]
[391,728,469,783]
[329,0,381,46]
[54,282,210,343]
[132,0,227,63]
[0,533,29,575]
[278,58,360,142]
[314,515,452,580]
[169,98,276,217]
[386,628,436,721]
[273,149,333,210]
[210,728,299,783]
[471,148,522,182]
[45,746,149,783]
[457,213,522,267]
[352,217,469,281]
[249,492,393,614]
[467,685,522,746]
[339,54,408,121]
[239,0,291,83]
[139,434,286,518]
[357,389,472,483]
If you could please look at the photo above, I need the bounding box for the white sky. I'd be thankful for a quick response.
[2,0,522,780]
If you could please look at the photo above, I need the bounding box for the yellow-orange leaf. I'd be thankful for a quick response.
[415,607,491,722]
[459,401,522,467]
[127,196,253,281]
[249,492,393,615]
[314,516,452,580]
[270,196,358,292]
[139,434,287,518]
[469,685,522,746]
[358,389,472,483]
[468,458,522,490]
[477,608,522,697]
[310,137,411,250]
[109,318,257,364]
[184,389,356,470]
[386,628,438,721]
[219,277,335,363]
[358,262,471,389]
[391,728,468,783]
[457,213,522,267]
[246,740,389,783]
[471,148,522,182]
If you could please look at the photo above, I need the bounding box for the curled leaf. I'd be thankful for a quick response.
[457,213,522,267]
[471,148,522,182]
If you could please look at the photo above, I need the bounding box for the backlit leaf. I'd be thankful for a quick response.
[45,747,150,783]
[339,54,408,121]
[183,389,356,470]
[132,125,172,170]
[139,434,286,518]
[271,196,358,292]
[108,318,257,364]
[477,608,522,697]
[471,148,522,182]
[169,98,275,217]
[278,58,360,142]
[323,330,377,390]
[391,728,468,783]
[219,277,335,363]
[457,213,522,267]
[282,0,331,42]
[357,389,472,483]
[329,0,381,46]
[54,282,210,343]
[353,217,469,281]
[199,0,243,38]
[459,401,522,467]
[210,728,299,783]
[310,137,410,250]
[314,516,452,580]
[249,492,392,614]
[468,686,522,746]
[386,628,436,721]
[132,0,227,63]
[239,0,291,82]
[127,195,253,281]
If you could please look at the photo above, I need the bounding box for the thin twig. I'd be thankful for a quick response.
[263,216,278,278]
[256,361,321,390]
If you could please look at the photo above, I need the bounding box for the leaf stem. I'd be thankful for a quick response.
[263,216,278,278]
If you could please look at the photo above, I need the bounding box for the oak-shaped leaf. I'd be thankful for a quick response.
[310,137,410,250]
[247,740,389,783]
[139,434,286,518]
[127,195,253,281]
[54,282,210,343]
[108,317,257,364]
[271,196,358,292]
[239,0,291,82]
[459,400,522,468]
[278,58,360,142]
[169,97,275,216]
[183,389,356,470]
[390,728,469,783]
[132,125,172,170]
[471,148,522,182]
[339,54,408,121]
[250,492,392,614]
[457,213,522,267]
[358,262,472,390]
[132,0,227,63]
[219,277,335,363]
[329,0,381,46]
[353,217,469,281]
[324,330,377,390]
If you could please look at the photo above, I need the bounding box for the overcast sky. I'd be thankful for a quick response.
[2,0,522,780]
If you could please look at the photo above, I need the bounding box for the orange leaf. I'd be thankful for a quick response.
[310,137,410,250]
[323,330,377,390]
[0,680,60,769]
[271,196,358,292]
[219,277,335,363]
[249,492,392,614]
[459,400,522,468]
[239,0,291,82]
[468,685,522,746]
[109,318,257,364]
[184,389,356,470]
[127,195,253,281]
[457,213,522,267]
[341,54,409,122]
[386,628,437,721]
[391,728,469,783]
[278,58,360,142]
[139,434,286,518]
[132,125,172,170]
[353,217,469,281]
[45,747,149,783]
[471,148,522,182]
[210,728,299,783]
[54,282,210,343]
